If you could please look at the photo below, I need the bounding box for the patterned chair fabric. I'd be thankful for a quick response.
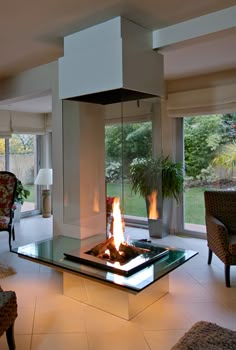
[204,190,236,287]
[0,172,17,250]
[0,286,17,349]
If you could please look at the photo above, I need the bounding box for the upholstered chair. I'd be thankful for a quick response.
[0,171,17,250]
[0,286,17,349]
[204,190,236,287]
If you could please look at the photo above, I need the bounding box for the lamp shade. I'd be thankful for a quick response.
[34,168,53,186]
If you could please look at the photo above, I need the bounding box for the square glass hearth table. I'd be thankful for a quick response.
[12,235,198,320]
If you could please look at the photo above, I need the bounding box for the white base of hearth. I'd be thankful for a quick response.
[63,272,169,320]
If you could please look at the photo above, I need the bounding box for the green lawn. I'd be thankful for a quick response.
[25,181,208,224]
[107,182,207,224]
[184,187,207,225]
[107,182,146,217]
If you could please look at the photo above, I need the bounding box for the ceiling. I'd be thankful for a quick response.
[0,0,236,112]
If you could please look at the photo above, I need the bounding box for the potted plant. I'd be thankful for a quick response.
[129,156,184,237]
[14,179,30,221]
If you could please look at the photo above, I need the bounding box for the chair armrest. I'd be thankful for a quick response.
[206,215,230,251]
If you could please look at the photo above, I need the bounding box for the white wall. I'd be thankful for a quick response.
[0,62,65,236]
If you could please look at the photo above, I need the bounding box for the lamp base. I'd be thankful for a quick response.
[42,189,51,218]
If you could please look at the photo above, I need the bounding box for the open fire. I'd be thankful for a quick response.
[88,197,149,265]
[64,195,169,276]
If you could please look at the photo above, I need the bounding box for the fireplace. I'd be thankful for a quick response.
[64,197,169,276]
[64,239,169,276]
[59,17,165,240]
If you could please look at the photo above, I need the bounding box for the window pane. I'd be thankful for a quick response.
[9,134,37,212]
[105,120,152,220]
[0,139,5,170]
[184,113,236,233]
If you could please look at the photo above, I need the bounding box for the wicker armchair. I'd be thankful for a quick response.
[204,190,236,287]
[0,286,17,349]
[0,171,17,250]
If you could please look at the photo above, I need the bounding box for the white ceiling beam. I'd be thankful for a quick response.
[153,5,236,49]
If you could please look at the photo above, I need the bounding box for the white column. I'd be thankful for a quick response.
[63,101,106,239]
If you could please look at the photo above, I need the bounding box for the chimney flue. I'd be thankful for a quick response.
[59,17,164,104]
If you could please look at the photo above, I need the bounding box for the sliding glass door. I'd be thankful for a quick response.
[183,113,236,234]
[0,134,41,215]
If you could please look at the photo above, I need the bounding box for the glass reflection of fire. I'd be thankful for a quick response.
[88,196,148,265]
[147,191,159,220]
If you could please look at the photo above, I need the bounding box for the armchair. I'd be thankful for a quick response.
[204,190,236,287]
[0,286,17,350]
[0,171,17,250]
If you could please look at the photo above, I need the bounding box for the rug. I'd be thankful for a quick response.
[171,321,236,350]
[0,262,16,279]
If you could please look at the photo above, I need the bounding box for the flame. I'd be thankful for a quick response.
[93,190,100,213]
[112,197,125,251]
[147,191,159,220]
[105,249,110,257]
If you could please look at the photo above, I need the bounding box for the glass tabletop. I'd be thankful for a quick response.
[12,235,198,293]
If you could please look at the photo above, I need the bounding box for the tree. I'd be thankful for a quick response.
[10,135,34,154]
[184,115,230,177]
[212,142,236,177]
[0,139,5,155]
[105,122,152,177]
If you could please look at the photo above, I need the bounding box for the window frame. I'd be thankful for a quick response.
[4,134,41,217]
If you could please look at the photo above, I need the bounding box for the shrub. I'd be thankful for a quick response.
[105,161,121,182]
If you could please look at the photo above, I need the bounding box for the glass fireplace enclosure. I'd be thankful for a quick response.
[62,98,163,238]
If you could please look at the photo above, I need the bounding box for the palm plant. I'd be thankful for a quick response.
[15,179,30,205]
[212,142,236,177]
[129,156,184,202]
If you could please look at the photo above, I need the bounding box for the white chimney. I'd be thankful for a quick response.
[59,17,164,104]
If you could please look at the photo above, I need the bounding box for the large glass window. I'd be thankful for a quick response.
[9,134,38,213]
[184,113,236,233]
[105,120,152,221]
[0,134,40,215]
[0,139,5,170]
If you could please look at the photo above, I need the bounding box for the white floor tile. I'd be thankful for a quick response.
[182,301,236,330]
[132,300,193,331]
[1,216,236,350]
[31,333,89,350]
[0,334,31,350]
[87,327,150,350]
[15,306,35,334]
[144,329,187,350]
[33,295,86,333]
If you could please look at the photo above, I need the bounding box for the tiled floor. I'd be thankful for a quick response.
[0,216,236,350]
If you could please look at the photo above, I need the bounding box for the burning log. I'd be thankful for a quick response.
[88,236,149,265]
[87,196,149,265]
[89,237,114,257]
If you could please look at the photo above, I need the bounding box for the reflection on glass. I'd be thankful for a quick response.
[105,100,153,220]
[13,235,198,293]
[0,139,5,171]
[9,134,37,212]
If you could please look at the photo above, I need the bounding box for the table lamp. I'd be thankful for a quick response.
[34,168,53,218]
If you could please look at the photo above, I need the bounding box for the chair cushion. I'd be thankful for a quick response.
[0,216,10,229]
[0,173,16,217]
[229,235,236,255]
[0,291,17,337]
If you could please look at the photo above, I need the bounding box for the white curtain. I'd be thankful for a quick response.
[0,110,12,138]
[167,83,236,117]
[0,110,52,135]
